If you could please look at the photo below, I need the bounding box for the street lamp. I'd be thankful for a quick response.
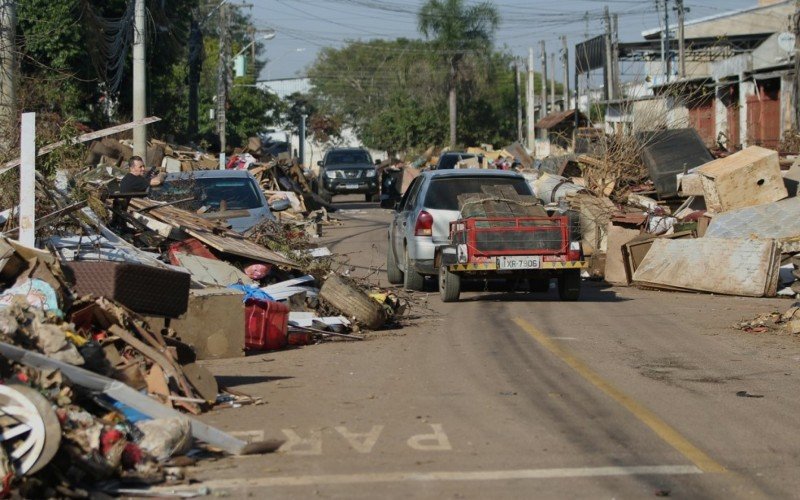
[267,47,305,80]
[219,28,276,168]
[234,31,276,77]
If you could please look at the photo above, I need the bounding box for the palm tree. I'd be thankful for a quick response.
[418,0,499,148]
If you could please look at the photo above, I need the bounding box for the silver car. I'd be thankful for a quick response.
[150,170,283,233]
[387,169,534,291]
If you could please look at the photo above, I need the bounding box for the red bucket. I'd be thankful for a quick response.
[244,299,289,351]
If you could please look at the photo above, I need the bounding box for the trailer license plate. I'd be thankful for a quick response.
[345,183,359,189]
[498,256,540,269]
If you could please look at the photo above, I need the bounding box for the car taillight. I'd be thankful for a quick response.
[567,241,582,261]
[414,210,433,236]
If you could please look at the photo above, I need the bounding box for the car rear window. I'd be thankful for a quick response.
[151,177,263,211]
[423,177,531,210]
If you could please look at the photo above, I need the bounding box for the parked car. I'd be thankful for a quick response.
[316,148,379,202]
[434,151,479,170]
[149,170,288,233]
[387,169,533,291]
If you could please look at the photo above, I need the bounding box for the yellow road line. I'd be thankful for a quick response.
[513,317,726,474]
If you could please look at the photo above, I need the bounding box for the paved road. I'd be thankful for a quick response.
[175,198,800,499]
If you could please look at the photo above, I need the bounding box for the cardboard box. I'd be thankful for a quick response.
[698,146,787,213]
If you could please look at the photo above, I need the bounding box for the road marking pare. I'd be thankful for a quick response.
[278,424,450,455]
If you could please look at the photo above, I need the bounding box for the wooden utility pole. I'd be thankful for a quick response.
[561,36,569,111]
[540,40,548,138]
[133,0,147,158]
[527,48,535,150]
[217,2,229,167]
[0,1,15,154]
[677,0,686,78]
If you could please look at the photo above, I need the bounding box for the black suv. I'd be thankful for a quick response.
[316,148,379,202]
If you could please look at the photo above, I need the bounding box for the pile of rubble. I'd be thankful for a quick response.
[0,126,406,495]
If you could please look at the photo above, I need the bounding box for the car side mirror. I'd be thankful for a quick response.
[269,198,291,212]
[317,160,323,167]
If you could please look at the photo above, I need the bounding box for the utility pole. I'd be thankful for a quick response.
[527,47,535,150]
[676,0,686,78]
[188,18,201,140]
[133,0,147,158]
[540,40,548,138]
[217,2,230,168]
[514,60,522,142]
[0,1,15,154]
[603,7,613,102]
[664,0,671,79]
[550,53,556,114]
[612,14,620,99]
[561,36,569,111]
[657,0,665,80]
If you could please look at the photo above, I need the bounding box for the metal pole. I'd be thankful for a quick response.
[217,3,229,169]
[540,40,548,139]
[0,1,15,154]
[664,0,671,79]
[677,0,686,78]
[550,53,556,113]
[133,0,147,158]
[299,114,306,167]
[527,47,535,150]
[561,36,569,111]
[19,113,35,248]
[515,61,523,142]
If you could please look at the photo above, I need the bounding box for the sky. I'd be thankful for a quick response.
[247,0,765,82]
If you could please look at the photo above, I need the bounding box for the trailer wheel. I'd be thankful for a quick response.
[386,244,404,284]
[403,248,425,291]
[320,274,387,330]
[557,270,581,301]
[528,278,551,293]
[439,265,461,302]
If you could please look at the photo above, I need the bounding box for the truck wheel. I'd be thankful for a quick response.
[439,265,461,302]
[529,278,551,293]
[403,248,425,291]
[386,244,404,284]
[557,270,581,301]
[320,274,387,330]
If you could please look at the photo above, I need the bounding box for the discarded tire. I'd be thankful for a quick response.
[320,274,387,330]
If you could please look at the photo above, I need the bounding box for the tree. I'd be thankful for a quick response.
[417,0,499,148]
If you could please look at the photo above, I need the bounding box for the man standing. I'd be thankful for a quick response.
[120,155,164,193]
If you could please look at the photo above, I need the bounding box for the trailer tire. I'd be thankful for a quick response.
[528,278,551,293]
[320,274,387,330]
[386,244,404,284]
[439,265,461,302]
[557,270,581,301]
[403,249,425,291]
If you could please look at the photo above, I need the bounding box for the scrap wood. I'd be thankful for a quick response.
[0,117,162,177]
[129,198,298,268]
[107,325,202,415]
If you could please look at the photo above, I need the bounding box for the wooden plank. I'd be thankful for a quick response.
[0,116,161,176]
